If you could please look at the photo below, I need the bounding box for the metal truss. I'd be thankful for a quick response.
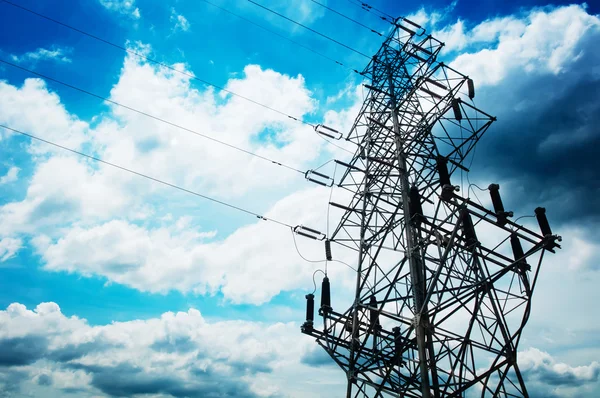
[301,18,561,398]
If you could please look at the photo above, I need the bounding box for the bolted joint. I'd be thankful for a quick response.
[300,322,313,334]
[441,184,455,201]
[518,262,532,273]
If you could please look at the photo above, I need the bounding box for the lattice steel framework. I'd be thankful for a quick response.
[301,18,561,398]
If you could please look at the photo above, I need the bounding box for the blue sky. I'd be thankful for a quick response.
[0,0,599,397]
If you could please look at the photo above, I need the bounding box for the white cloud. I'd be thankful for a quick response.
[520,348,600,397]
[1,302,597,397]
[405,8,434,28]
[0,156,131,237]
[521,347,600,383]
[0,166,19,184]
[10,47,72,65]
[433,19,468,54]
[445,5,600,85]
[98,0,140,19]
[406,1,458,29]
[0,237,21,262]
[0,43,334,239]
[3,3,600,308]
[0,4,599,396]
[0,6,598,376]
[470,16,527,43]
[0,78,90,154]
[170,8,190,32]
[35,186,358,305]
[102,49,323,198]
[0,44,359,303]
[0,302,344,397]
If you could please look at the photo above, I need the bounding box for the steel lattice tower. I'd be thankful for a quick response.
[301,18,561,398]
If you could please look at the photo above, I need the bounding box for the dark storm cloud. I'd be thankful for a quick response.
[466,27,600,226]
[0,332,267,398]
[49,339,117,362]
[536,365,600,387]
[70,362,260,398]
[0,333,117,395]
[0,335,48,366]
[61,387,90,394]
[37,373,52,386]
[219,359,273,374]
[0,368,28,397]
[0,334,113,367]
[519,352,600,395]
[520,364,600,398]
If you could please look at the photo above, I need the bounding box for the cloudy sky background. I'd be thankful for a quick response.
[0,0,599,396]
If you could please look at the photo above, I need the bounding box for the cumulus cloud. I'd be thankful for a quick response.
[406,1,458,29]
[0,302,596,397]
[520,348,600,397]
[0,78,90,154]
[2,4,600,306]
[0,12,599,398]
[432,5,600,224]
[0,302,343,397]
[0,42,333,236]
[449,5,600,84]
[433,19,468,53]
[101,49,322,198]
[521,348,600,386]
[98,0,140,19]
[0,41,359,303]
[0,156,131,237]
[34,186,357,304]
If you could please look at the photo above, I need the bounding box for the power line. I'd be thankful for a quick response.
[0,0,314,127]
[308,0,382,36]
[0,0,358,162]
[344,0,426,34]
[0,123,294,229]
[199,0,359,73]
[247,0,372,60]
[344,0,395,22]
[0,58,306,176]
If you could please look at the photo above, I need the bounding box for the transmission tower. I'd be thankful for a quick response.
[301,18,561,397]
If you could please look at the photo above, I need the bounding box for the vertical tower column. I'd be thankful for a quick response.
[388,70,432,398]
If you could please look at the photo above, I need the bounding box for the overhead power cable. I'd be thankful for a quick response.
[308,0,382,36]
[0,0,314,127]
[247,0,372,60]
[0,123,294,229]
[0,58,306,176]
[199,0,358,73]
[344,0,395,23]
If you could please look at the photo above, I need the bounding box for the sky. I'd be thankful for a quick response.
[0,0,599,397]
